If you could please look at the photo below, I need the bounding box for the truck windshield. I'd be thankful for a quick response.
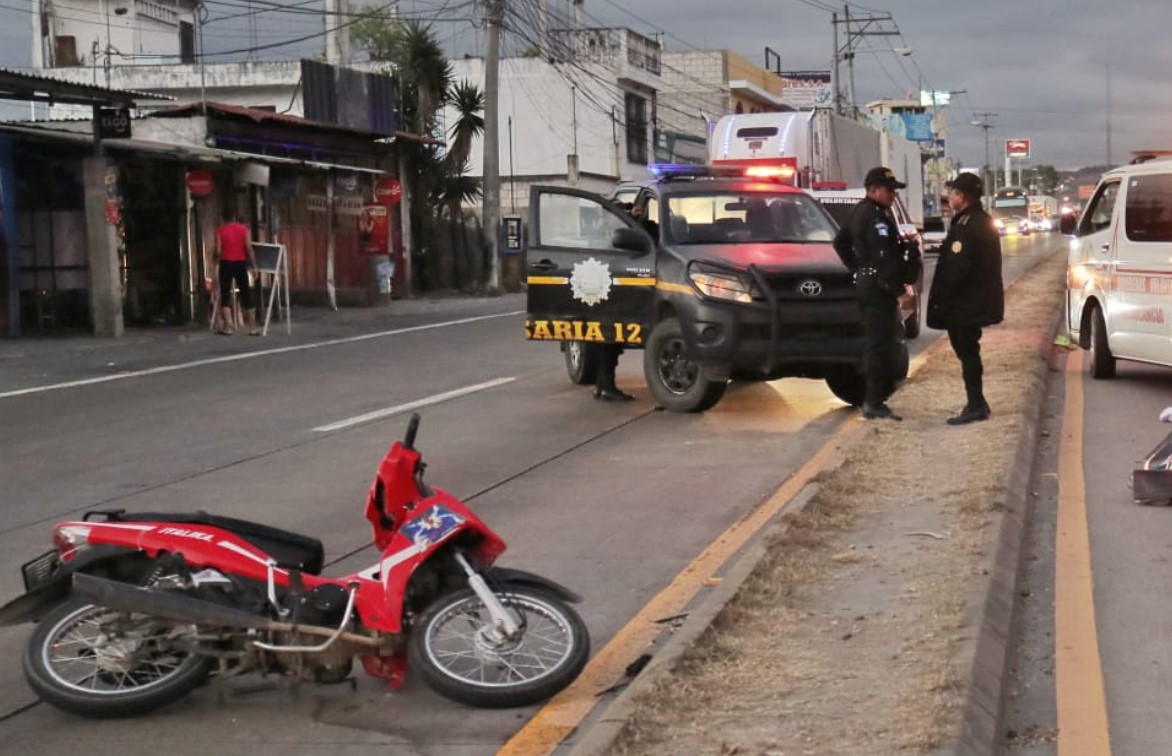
[665,192,837,245]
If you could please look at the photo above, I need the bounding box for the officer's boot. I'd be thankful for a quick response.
[594,347,634,402]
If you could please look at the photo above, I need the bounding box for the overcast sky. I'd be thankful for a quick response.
[0,0,1160,172]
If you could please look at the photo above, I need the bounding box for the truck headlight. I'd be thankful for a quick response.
[689,270,753,303]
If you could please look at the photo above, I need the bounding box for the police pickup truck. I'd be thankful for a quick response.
[524,164,909,412]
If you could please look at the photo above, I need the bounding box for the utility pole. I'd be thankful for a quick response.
[324,0,351,66]
[1105,61,1112,168]
[831,7,899,120]
[483,0,504,291]
[971,112,997,194]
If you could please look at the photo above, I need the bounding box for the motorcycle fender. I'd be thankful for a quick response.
[488,567,582,604]
[0,545,140,626]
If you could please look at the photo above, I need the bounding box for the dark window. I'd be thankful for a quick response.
[180,22,195,63]
[625,93,648,165]
[1125,173,1172,243]
[1079,180,1120,235]
[736,127,778,138]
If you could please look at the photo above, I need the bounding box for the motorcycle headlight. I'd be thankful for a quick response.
[688,269,753,303]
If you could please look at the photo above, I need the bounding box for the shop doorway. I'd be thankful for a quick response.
[14,149,89,332]
[120,159,185,325]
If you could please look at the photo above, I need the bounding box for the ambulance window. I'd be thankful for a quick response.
[1079,181,1120,235]
[538,194,628,251]
[1125,174,1172,243]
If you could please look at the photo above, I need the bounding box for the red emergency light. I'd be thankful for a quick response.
[708,157,799,184]
[810,181,848,191]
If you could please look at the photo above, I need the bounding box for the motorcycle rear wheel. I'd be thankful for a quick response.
[410,586,589,708]
[24,601,212,718]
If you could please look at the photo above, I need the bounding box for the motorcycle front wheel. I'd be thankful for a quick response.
[409,586,590,708]
[24,601,212,718]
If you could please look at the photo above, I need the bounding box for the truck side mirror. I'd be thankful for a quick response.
[1059,213,1078,236]
[612,227,651,253]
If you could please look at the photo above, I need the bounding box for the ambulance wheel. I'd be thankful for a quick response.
[643,318,727,413]
[1089,306,1116,380]
[563,341,599,385]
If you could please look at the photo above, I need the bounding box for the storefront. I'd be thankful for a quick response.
[0,101,411,336]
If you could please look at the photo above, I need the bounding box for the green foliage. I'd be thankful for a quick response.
[353,14,485,291]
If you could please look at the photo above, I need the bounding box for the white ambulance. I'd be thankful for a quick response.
[1065,158,1172,378]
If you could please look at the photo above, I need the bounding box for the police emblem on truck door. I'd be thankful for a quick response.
[570,258,612,306]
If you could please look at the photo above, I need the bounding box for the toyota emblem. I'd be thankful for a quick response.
[798,279,822,297]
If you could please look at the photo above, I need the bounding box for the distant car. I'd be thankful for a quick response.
[921,216,947,254]
[807,186,924,338]
[995,215,1031,236]
[1029,213,1054,232]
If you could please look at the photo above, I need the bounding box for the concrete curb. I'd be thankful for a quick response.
[948,306,1066,756]
[566,481,830,756]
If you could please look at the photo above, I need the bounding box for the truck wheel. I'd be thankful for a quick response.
[826,345,906,407]
[643,318,728,412]
[563,341,599,385]
[825,371,866,407]
[1089,306,1116,379]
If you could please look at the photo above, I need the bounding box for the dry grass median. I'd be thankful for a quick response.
[613,250,1067,755]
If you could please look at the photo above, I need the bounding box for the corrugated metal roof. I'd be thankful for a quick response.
[153,101,441,144]
[0,67,172,104]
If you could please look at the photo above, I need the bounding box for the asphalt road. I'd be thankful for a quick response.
[1009,350,1172,755]
[0,232,1058,756]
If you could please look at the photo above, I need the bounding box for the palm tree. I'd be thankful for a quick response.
[446,80,485,172]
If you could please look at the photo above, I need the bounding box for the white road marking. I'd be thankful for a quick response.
[0,311,524,400]
[313,377,517,432]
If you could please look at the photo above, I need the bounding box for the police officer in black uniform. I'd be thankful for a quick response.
[834,166,917,421]
[927,172,1004,425]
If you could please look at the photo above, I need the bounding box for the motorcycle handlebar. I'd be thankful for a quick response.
[404,413,421,450]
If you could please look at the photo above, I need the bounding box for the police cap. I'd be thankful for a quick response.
[945,172,984,198]
[863,166,907,189]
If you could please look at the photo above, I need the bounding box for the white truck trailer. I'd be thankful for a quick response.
[707,111,925,227]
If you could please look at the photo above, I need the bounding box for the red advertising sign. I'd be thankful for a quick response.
[375,176,403,206]
[186,169,215,197]
[360,205,390,255]
[1006,139,1031,159]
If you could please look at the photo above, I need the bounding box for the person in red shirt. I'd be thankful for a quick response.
[213,207,259,335]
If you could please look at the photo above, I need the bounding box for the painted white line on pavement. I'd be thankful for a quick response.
[313,377,517,432]
[0,311,524,401]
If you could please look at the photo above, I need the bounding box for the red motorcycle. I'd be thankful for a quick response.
[0,414,590,717]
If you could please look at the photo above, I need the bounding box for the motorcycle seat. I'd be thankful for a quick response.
[109,511,325,575]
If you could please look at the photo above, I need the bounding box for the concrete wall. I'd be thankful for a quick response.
[444,57,654,186]
[659,51,727,141]
[44,0,194,67]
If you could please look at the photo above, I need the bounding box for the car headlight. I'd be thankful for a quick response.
[689,269,754,303]
[994,218,1005,228]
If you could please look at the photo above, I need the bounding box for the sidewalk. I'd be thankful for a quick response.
[0,294,525,395]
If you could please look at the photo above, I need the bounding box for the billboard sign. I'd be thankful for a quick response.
[898,112,935,143]
[1006,139,1031,159]
[777,70,833,110]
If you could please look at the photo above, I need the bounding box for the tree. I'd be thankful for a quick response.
[353,15,485,292]
[1028,164,1061,195]
[446,80,485,172]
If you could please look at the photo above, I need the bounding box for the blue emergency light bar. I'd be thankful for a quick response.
[647,163,737,179]
[647,163,797,181]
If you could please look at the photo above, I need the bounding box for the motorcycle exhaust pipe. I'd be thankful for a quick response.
[70,573,383,648]
[73,573,271,629]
